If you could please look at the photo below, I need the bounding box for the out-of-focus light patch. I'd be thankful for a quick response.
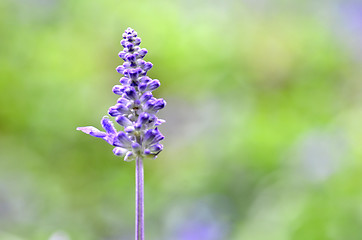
[12,0,59,22]
[159,96,223,150]
[312,0,362,62]
[0,175,40,226]
[163,196,230,240]
[233,182,308,240]
[0,231,25,240]
[48,231,70,240]
[289,130,348,183]
[177,0,232,23]
[336,1,362,61]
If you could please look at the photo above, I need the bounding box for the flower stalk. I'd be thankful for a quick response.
[135,156,144,240]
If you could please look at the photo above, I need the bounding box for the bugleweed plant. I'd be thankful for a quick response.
[77,27,166,240]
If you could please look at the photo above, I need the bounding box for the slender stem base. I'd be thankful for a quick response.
[135,156,144,240]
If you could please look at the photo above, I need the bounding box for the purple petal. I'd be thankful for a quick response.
[101,117,116,134]
[139,76,151,83]
[140,92,153,102]
[137,59,146,68]
[113,85,126,95]
[150,134,164,145]
[108,107,121,117]
[77,126,107,138]
[117,97,130,105]
[147,80,160,91]
[116,65,125,74]
[134,37,141,45]
[113,147,128,157]
[125,53,136,62]
[124,151,136,162]
[143,62,153,71]
[110,103,130,115]
[138,113,149,125]
[119,77,130,85]
[155,118,166,126]
[123,62,131,68]
[139,48,148,58]
[132,142,141,151]
[149,143,163,152]
[124,126,135,133]
[153,98,166,110]
[143,129,157,145]
[120,40,127,48]
[124,87,137,100]
[138,83,147,92]
[114,132,132,148]
[116,115,133,127]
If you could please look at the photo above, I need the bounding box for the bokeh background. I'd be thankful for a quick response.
[1,0,362,239]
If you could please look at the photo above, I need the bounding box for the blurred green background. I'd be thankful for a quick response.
[1,0,362,239]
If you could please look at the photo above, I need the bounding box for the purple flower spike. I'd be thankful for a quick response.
[77,27,166,240]
[79,32,166,155]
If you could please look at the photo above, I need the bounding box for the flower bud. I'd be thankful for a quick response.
[134,37,141,45]
[147,80,160,91]
[120,39,127,47]
[132,142,141,151]
[153,99,166,111]
[120,77,129,85]
[124,151,136,162]
[125,53,136,62]
[139,48,148,58]
[124,87,137,100]
[116,115,133,127]
[138,83,147,92]
[113,85,126,95]
[140,92,153,102]
[143,62,153,71]
[114,132,132,148]
[113,147,128,156]
[149,144,163,152]
[116,65,125,74]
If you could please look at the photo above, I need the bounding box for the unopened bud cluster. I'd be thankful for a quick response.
[77,27,166,161]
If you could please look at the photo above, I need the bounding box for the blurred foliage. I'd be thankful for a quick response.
[1,0,362,239]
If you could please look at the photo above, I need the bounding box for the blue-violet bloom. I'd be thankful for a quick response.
[77,27,166,161]
[77,27,165,240]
